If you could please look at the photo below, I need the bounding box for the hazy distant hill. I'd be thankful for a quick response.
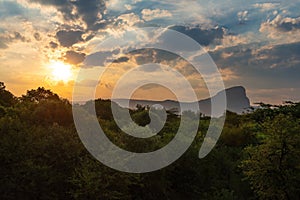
[113,86,250,116]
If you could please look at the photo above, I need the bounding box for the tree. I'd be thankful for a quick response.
[21,87,60,103]
[241,114,300,200]
[0,82,5,91]
[32,100,73,126]
[0,82,16,107]
[131,110,151,126]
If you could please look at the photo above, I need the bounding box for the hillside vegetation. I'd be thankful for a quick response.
[0,82,299,200]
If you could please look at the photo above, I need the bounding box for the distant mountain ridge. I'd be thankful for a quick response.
[113,86,250,116]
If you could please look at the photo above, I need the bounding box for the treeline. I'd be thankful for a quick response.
[0,82,299,200]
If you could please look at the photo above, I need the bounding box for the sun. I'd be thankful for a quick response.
[48,61,73,82]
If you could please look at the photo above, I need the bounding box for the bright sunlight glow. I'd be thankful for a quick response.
[49,61,73,82]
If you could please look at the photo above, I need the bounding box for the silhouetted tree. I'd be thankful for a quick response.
[21,87,60,103]
[0,82,16,107]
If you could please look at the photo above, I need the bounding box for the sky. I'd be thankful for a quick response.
[0,0,300,104]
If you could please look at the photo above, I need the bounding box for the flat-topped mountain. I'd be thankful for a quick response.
[113,86,250,116]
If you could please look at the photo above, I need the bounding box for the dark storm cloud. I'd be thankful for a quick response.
[29,0,106,30]
[64,50,86,65]
[56,30,84,47]
[168,25,225,46]
[72,0,106,29]
[24,0,110,48]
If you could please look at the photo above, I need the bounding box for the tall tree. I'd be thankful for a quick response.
[241,114,300,200]
[0,82,16,107]
[21,87,60,103]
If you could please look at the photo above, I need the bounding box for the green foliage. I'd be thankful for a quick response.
[131,110,151,126]
[70,157,134,200]
[21,87,60,103]
[31,100,73,126]
[241,114,300,200]
[0,117,84,199]
[0,106,5,118]
[0,83,299,200]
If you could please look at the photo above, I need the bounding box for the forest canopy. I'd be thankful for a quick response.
[0,82,299,200]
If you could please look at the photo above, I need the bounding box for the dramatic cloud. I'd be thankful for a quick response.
[262,15,300,32]
[252,42,300,69]
[28,0,106,30]
[210,41,300,85]
[141,9,172,21]
[122,49,179,66]
[117,13,142,26]
[56,30,84,47]
[219,68,239,81]
[71,0,106,29]
[1,0,300,102]
[213,33,256,51]
[260,15,300,42]
[83,47,181,70]
[168,25,225,46]
[64,50,86,65]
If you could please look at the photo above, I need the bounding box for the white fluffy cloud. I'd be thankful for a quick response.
[117,13,142,26]
[260,15,300,43]
[141,9,172,21]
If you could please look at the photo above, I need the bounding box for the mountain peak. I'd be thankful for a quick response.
[226,85,246,92]
[114,86,251,116]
